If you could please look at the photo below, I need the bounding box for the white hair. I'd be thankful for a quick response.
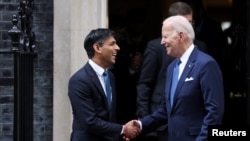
[163,15,195,41]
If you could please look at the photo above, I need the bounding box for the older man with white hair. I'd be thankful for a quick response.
[124,15,224,141]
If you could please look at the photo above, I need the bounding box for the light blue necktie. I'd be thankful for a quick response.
[170,59,181,107]
[103,70,112,109]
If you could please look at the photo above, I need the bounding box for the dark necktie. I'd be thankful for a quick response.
[103,70,112,109]
[170,59,181,107]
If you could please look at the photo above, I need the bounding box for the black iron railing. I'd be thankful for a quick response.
[13,52,36,141]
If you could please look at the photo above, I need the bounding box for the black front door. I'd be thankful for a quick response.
[222,0,248,125]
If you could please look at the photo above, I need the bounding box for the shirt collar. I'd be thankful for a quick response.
[88,59,105,76]
[179,44,194,65]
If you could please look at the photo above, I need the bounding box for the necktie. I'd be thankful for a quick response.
[170,59,181,107]
[103,70,112,109]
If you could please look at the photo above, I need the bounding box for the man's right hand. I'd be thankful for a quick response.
[123,120,141,141]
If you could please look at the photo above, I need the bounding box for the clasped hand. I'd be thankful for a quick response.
[123,120,141,141]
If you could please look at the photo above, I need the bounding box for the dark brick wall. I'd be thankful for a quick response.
[0,1,53,141]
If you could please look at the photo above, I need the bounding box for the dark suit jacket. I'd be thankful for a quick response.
[194,39,207,53]
[136,38,174,131]
[68,62,122,141]
[140,47,224,141]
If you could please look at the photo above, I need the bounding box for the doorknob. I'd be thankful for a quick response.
[229,92,247,99]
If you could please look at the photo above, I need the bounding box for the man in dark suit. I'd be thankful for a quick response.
[129,15,224,141]
[136,2,207,141]
[68,28,139,141]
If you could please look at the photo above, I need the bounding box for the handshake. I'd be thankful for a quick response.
[122,120,141,141]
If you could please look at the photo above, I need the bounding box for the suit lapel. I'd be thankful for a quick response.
[109,72,115,105]
[170,48,198,111]
[166,61,176,111]
[86,63,110,111]
[109,71,117,119]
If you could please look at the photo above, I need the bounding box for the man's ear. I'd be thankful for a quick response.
[178,32,185,42]
[93,43,102,53]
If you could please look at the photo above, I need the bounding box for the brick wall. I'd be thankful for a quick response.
[0,0,53,141]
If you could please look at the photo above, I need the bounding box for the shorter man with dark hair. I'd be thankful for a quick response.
[68,28,140,141]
